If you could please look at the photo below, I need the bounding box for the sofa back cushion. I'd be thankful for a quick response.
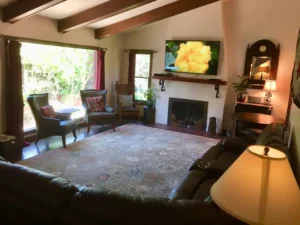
[119,95,133,108]
[86,96,105,112]
[0,160,78,210]
[40,105,56,118]
[255,123,284,145]
[65,187,222,225]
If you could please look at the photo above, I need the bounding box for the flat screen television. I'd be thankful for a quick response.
[165,40,220,75]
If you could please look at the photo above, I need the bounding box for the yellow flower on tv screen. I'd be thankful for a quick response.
[174,41,212,73]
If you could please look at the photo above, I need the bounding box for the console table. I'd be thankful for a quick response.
[232,112,285,137]
[235,102,273,115]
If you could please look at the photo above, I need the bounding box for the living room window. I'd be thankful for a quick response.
[133,52,153,102]
[21,42,96,131]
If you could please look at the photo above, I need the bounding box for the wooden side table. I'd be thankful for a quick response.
[143,106,155,124]
[235,102,273,115]
[232,112,285,137]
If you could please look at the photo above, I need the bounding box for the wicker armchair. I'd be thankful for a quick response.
[115,81,140,122]
[80,90,117,134]
[27,93,77,148]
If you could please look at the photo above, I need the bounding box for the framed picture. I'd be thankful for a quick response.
[292,29,300,108]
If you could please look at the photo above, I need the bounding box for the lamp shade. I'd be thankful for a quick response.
[211,146,300,225]
[258,66,270,73]
[264,80,277,91]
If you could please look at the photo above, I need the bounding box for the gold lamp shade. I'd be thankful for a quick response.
[211,145,300,225]
[264,80,277,92]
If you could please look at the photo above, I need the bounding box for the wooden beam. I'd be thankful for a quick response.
[2,0,66,23]
[95,0,219,39]
[58,0,156,33]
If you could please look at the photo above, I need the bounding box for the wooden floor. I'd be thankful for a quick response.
[6,122,224,163]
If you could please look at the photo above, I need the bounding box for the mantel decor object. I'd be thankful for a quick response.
[244,40,280,89]
[232,75,249,102]
[153,74,227,98]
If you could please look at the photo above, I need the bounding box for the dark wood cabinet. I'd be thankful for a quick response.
[143,106,155,124]
[235,102,272,115]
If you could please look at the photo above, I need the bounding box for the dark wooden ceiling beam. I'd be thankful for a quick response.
[2,0,66,23]
[95,0,219,39]
[58,0,156,33]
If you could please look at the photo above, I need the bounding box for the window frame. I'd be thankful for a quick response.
[132,50,153,103]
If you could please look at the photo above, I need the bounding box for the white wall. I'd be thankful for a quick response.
[0,15,125,132]
[222,0,300,181]
[221,0,300,130]
[122,2,226,133]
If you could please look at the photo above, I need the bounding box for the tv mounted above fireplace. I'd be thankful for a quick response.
[165,40,220,75]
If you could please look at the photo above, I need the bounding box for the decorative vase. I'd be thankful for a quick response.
[237,93,246,102]
[146,100,154,108]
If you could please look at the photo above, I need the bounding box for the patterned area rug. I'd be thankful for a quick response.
[18,124,219,197]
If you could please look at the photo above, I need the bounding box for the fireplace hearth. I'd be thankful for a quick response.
[168,98,208,131]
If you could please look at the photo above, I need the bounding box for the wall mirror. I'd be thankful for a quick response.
[244,40,280,89]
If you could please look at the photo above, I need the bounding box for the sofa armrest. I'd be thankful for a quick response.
[220,137,252,154]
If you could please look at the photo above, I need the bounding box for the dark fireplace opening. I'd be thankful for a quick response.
[168,98,208,131]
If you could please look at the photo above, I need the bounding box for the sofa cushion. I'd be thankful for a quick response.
[170,169,207,200]
[86,96,105,112]
[65,187,222,225]
[88,112,116,120]
[40,105,56,118]
[119,95,133,108]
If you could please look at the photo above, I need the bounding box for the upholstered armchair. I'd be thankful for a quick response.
[80,90,117,134]
[27,93,77,148]
[115,82,140,121]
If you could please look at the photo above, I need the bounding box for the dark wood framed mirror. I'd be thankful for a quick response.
[243,40,280,89]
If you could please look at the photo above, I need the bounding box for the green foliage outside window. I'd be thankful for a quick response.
[21,43,95,130]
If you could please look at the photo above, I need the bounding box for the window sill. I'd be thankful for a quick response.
[135,101,147,105]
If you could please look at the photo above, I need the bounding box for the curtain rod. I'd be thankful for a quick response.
[0,35,107,51]
[124,49,157,53]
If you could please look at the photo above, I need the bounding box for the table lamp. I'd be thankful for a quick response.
[211,145,300,225]
[263,80,276,105]
[258,66,270,80]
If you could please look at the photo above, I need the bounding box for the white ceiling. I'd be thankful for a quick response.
[0,0,18,8]
[0,0,179,29]
[38,0,110,20]
[88,0,178,29]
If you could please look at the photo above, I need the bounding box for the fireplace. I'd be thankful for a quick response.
[168,98,209,131]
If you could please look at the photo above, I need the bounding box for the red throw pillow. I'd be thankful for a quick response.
[86,96,105,112]
[40,105,56,118]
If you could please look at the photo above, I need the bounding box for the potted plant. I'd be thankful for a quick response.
[144,85,156,108]
[232,75,249,102]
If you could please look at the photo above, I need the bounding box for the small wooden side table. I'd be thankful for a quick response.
[235,102,273,115]
[232,112,285,137]
[143,106,155,124]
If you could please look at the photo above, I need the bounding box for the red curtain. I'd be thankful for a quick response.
[128,51,136,86]
[95,49,106,90]
[5,39,24,141]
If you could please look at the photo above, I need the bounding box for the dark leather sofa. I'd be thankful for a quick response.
[0,124,287,225]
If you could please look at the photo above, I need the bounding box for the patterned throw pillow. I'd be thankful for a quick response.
[86,96,105,112]
[40,105,56,118]
[119,95,133,108]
